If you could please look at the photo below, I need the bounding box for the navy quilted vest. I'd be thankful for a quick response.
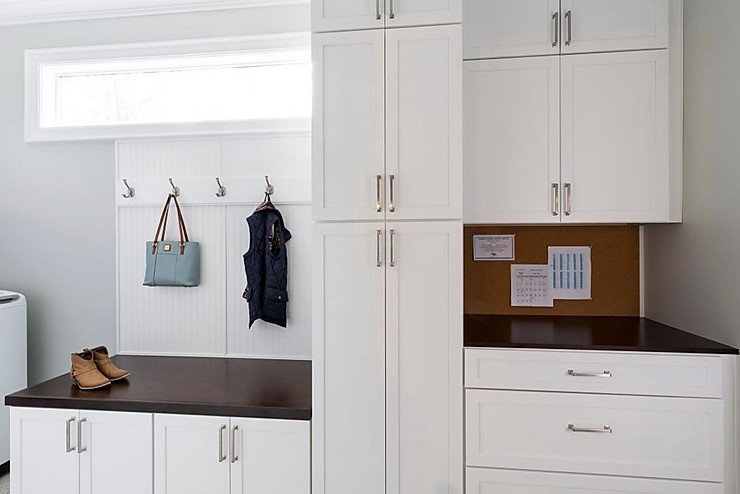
[242,204,292,328]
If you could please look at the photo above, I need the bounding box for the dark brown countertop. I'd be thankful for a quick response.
[5,355,312,420]
[465,314,739,354]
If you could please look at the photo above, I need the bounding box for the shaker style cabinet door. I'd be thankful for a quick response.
[312,0,385,33]
[385,221,463,494]
[385,25,463,220]
[464,0,560,59]
[560,0,669,54]
[464,56,560,224]
[560,50,669,223]
[312,223,386,494]
[230,418,310,494]
[384,0,461,29]
[10,408,79,494]
[312,0,460,32]
[312,31,385,221]
[154,414,231,494]
[79,411,153,494]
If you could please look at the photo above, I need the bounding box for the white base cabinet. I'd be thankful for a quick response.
[10,407,152,494]
[154,413,310,494]
[463,349,736,493]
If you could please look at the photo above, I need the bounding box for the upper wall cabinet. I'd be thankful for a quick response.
[313,0,462,33]
[465,50,671,223]
[313,26,462,221]
[464,0,669,59]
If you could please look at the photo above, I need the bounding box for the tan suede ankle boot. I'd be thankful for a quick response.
[87,346,130,381]
[70,350,111,390]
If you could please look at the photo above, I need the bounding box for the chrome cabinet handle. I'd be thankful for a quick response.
[568,424,613,434]
[218,425,227,463]
[77,418,87,454]
[376,174,383,213]
[389,229,396,268]
[568,370,612,378]
[565,10,572,46]
[230,426,239,463]
[552,12,560,47]
[376,230,383,267]
[551,183,559,216]
[389,0,395,19]
[564,183,572,216]
[376,0,382,20]
[389,174,395,213]
[65,417,76,453]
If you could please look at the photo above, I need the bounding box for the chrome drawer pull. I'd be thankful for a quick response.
[65,417,77,453]
[568,424,612,434]
[567,369,612,378]
[218,425,227,462]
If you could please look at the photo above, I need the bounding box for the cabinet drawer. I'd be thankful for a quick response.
[467,467,725,494]
[465,349,723,398]
[466,390,724,482]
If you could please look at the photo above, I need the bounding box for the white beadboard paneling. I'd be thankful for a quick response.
[118,205,227,354]
[118,138,223,180]
[222,133,310,179]
[226,204,311,358]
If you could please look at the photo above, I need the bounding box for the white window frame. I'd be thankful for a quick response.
[25,33,311,142]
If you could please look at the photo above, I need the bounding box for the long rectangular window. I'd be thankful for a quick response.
[26,34,311,141]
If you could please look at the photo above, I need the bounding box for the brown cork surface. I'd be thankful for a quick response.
[464,225,640,316]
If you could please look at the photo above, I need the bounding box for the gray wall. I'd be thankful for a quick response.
[0,4,310,384]
[644,0,740,347]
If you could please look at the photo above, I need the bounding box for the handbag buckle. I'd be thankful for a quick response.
[164,244,172,252]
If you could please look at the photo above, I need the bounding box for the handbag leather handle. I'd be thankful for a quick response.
[152,194,191,255]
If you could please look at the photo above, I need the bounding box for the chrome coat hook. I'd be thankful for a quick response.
[168,178,180,197]
[264,176,274,196]
[121,179,135,199]
[215,177,227,198]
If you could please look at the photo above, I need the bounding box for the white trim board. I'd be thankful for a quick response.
[0,0,309,26]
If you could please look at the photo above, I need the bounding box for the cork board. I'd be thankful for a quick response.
[464,225,640,316]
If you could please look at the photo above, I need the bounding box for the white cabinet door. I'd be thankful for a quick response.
[385,0,461,29]
[312,223,386,494]
[231,418,310,494]
[561,50,669,223]
[312,31,385,222]
[312,0,460,32]
[464,57,560,223]
[385,222,463,494]
[386,26,462,220]
[154,414,230,494]
[80,411,152,494]
[466,467,725,494]
[561,0,669,54]
[312,0,384,33]
[10,407,79,494]
[464,0,560,59]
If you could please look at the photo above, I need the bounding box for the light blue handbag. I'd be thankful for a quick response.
[143,194,200,287]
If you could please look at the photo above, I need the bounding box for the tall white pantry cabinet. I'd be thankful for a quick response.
[312,2,464,494]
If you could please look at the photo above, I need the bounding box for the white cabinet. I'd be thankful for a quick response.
[463,348,736,492]
[313,0,461,33]
[313,221,463,494]
[154,413,310,494]
[464,0,669,59]
[465,49,672,223]
[10,408,152,494]
[313,25,462,222]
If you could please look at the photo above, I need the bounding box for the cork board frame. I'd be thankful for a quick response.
[464,225,640,316]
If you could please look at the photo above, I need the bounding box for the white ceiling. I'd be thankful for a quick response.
[0,0,308,25]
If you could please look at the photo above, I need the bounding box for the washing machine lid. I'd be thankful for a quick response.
[0,290,25,308]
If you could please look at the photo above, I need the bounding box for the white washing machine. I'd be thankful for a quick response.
[0,291,27,466]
